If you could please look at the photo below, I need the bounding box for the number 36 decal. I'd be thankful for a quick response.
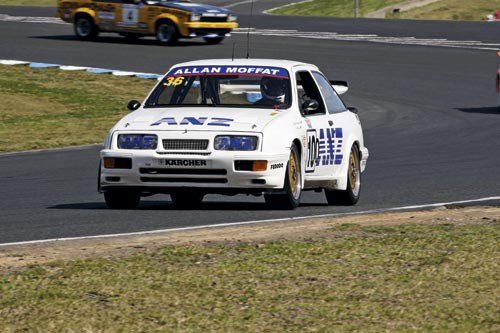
[306,130,319,173]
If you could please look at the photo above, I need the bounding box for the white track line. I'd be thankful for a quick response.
[263,0,314,14]
[0,144,101,157]
[1,196,499,248]
[232,29,500,51]
[223,0,259,9]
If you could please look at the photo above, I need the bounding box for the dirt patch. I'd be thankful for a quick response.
[1,205,499,272]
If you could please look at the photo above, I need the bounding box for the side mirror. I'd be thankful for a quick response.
[127,100,141,111]
[329,80,349,95]
[348,106,358,114]
[302,99,319,114]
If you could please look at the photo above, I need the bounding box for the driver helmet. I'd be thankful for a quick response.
[260,77,287,103]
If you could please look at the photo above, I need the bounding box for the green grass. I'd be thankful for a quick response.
[269,0,401,17]
[0,65,153,152]
[1,223,499,331]
[0,0,56,6]
[386,0,500,21]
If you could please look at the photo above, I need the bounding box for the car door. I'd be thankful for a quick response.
[117,0,141,31]
[311,71,351,178]
[92,0,120,31]
[295,70,332,177]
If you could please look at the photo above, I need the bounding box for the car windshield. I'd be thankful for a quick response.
[145,65,292,109]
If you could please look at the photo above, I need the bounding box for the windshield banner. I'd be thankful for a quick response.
[166,66,289,78]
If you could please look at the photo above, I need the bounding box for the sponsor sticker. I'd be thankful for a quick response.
[160,159,210,168]
[166,66,289,79]
[98,11,115,20]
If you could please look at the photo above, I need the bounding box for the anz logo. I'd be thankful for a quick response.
[151,117,234,127]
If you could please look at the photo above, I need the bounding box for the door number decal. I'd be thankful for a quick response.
[306,130,319,173]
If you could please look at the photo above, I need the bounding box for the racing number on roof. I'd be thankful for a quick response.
[306,130,319,173]
[164,77,185,87]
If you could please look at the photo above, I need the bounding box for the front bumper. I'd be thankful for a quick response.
[181,22,238,37]
[100,150,289,194]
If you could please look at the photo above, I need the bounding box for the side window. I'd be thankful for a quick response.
[312,72,347,114]
[296,71,325,115]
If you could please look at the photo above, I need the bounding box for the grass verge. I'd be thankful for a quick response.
[0,222,499,332]
[0,65,152,152]
[269,0,401,17]
[386,0,500,21]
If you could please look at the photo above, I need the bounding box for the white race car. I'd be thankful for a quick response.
[99,59,369,209]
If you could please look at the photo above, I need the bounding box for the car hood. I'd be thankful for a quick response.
[115,107,288,133]
[151,1,232,15]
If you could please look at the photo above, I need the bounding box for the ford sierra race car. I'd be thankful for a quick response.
[57,0,238,44]
[99,59,369,209]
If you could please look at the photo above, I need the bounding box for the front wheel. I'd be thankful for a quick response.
[325,145,361,205]
[104,189,140,209]
[156,21,178,45]
[74,16,98,40]
[203,37,224,44]
[264,145,302,209]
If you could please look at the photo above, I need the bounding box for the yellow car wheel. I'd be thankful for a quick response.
[74,14,98,40]
[156,20,178,45]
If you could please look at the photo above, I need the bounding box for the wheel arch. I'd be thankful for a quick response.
[154,15,182,35]
[73,9,96,24]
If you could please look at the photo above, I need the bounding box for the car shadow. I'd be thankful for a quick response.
[455,106,500,115]
[31,35,211,47]
[48,200,328,211]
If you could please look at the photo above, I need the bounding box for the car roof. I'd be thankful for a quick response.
[167,58,318,72]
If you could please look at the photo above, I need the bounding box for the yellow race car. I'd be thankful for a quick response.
[57,0,238,45]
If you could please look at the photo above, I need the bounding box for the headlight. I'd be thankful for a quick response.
[117,134,158,149]
[228,14,237,22]
[214,136,257,151]
[190,13,201,21]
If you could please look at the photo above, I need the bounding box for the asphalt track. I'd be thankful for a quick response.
[1,4,500,244]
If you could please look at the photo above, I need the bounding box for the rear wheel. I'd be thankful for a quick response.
[104,188,140,209]
[265,145,301,209]
[325,145,361,205]
[203,36,224,44]
[156,20,178,45]
[74,15,98,40]
[170,191,204,209]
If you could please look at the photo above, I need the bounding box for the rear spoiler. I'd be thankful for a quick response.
[330,80,349,95]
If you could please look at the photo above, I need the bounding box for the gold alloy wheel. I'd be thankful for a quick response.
[349,149,360,193]
[289,150,299,196]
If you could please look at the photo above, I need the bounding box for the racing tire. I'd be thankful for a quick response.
[324,145,361,206]
[156,20,179,45]
[104,189,141,209]
[74,15,98,40]
[170,191,204,209]
[264,145,302,209]
[203,37,224,45]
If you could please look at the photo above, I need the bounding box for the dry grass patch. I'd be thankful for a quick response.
[0,206,499,332]
[387,0,500,20]
[269,0,402,17]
